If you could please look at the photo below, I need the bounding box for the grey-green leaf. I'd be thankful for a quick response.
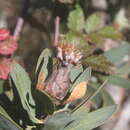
[86,86,102,108]
[90,83,115,106]
[99,75,130,89]
[108,75,130,88]
[70,66,83,83]
[71,67,91,91]
[65,105,116,130]
[72,106,89,120]
[101,89,115,106]
[11,63,42,123]
[43,111,72,130]
[104,42,130,65]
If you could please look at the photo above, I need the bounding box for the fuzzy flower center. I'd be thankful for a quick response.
[56,42,82,66]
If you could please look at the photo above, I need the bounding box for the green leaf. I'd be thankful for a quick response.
[0,80,4,94]
[43,111,72,130]
[79,43,95,57]
[0,105,22,130]
[66,31,86,45]
[10,63,42,124]
[71,68,91,91]
[67,5,85,32]
[83,55,113,72]
[104,42,130,65]
[85,13,104,33]
[97,26,123,40]
[86,33,104,45]
[70,66,83,83]
[65,105,116,130]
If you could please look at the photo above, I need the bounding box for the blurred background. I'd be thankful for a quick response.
[1,0,130,129]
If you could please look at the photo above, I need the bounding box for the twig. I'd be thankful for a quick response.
[54,16,60,46]
[13,17,24,40]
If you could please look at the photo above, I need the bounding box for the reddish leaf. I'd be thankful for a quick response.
[64,81,87,104]
[36,72,46,89]
[0,58,12,80]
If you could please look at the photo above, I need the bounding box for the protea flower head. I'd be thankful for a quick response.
[37,42,86,103]
[36,17,87,103]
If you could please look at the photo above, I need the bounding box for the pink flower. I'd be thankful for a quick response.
[0,29,10,41]
[0,58,12,80]
[0,36,18,55]
[0,18,24,80]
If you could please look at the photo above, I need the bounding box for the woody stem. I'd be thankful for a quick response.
[54,16,60,46]
[13,17,24,40]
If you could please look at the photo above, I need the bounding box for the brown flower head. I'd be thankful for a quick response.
[56,42,82,66]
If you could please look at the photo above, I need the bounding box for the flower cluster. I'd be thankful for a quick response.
[0,18,23,80]
[0,29,17,80]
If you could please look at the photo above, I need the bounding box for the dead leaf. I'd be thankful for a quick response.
[64,81,87,104]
